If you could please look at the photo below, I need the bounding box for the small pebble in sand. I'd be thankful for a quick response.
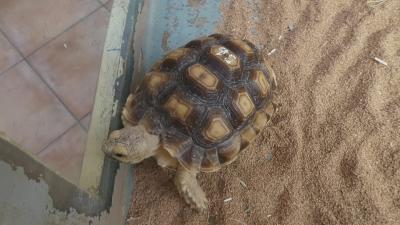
[63,43,68,49]
[288,25,294,31]
[257,44,266,50]
[266,153,273,161]
[224,197,233,203]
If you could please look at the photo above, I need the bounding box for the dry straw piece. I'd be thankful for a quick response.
[238,178,248,188]
[267,49,277,56]
[367,0,389,8]
[373,57,388,67]
[223,197,233,203]
[227,218,247,225]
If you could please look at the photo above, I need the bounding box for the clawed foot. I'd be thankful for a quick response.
[174,166,208,211]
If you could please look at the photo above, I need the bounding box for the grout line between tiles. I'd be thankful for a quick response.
[0,1,111,178]
[103,5,111,12]
[80,111,91,132]
[26,59,88,130]
[0,5,109,158]
[0,28,87,156]
[0,58,24,77]
[25,5,104,58]
[96,0,106,7]
[37,122,78,155]
[0,6,106,135]
[0,27,85,130]
[96,0,111,12]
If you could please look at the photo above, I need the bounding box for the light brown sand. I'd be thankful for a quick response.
[127,0,400,224]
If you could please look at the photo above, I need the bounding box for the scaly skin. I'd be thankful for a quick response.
[174,165,208,211]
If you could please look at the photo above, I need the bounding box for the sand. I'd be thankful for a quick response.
[127,0,400,224]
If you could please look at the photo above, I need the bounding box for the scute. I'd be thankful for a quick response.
[161,48,190,70]
[262,58,278,89]
[145,72,168,91]
[123,33,277,172]
[240,125,257,150]
[185,36,217,49]
[250,70,270,97]
[162,128,193,158]
[122,92,147,127]
[163,93,194,124]
[178,145,205,172]
[201,148,220,172]
[252,111,268,132]
[225,39,256,64]
[207,45,241,80]
[217,134,241,165]
[210,45,240,68]
[203,114,231,142]
[187,64,220,92]
[232,88,255,120]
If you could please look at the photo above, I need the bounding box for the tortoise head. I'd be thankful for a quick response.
[102,125,160,164]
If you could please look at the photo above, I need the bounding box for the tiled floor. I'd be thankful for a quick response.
[0,0,114,184]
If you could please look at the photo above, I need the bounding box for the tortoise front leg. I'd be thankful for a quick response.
[174,165,208,211]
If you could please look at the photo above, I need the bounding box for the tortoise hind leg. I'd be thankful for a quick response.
[174,165,208,211]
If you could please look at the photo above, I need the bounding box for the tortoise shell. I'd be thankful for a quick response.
[122,33,277,172]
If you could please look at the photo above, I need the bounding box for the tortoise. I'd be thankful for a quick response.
[102,33,277,211]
